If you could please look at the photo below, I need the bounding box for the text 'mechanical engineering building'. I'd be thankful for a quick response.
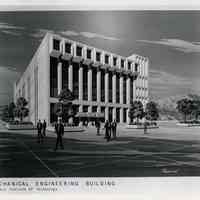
[14,33,149,126]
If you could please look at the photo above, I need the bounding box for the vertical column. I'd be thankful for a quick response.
[57,61,63,122]
[97,68,101,103]
[133,79,136,101]
[97,106,101,113]
[88,66,92,102]
[79,64,83,101]
[126,76,130,104]
[88,66,92,126]
[112,72,116,104]
[68,61,73,91]
[57,62,62,95]
[105,70,109,103]
[126,75,131,124]
[105,70,109,122]
[126,109,130,124]
[120,74,123,104]
[79,105,83,126]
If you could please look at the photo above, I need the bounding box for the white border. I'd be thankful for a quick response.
[0,0,200,10]
[1,1,200,199]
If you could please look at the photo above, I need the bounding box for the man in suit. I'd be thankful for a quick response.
[37,119,43,144]
[54,118,64,151]
[95,120,101,136]
[104,120,111,142]
[42,120,47,137]
[111,119,117,139]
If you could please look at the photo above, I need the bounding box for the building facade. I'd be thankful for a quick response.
[14,33,149,126]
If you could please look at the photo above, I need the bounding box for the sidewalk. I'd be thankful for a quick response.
[1,121,200,143]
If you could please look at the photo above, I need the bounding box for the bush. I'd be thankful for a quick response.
[8,121,33,125]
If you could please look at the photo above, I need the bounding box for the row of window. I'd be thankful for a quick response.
[50,57,138,104]
[136,96,148,101]
[52,38,139,72]
[136,87,148,90]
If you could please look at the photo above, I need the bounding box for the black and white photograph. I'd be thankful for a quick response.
[1,3,200,197]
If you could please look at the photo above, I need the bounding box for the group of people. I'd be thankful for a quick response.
[37,118,118,151]
[104,120,117,142]
[36,119,46,144]
[37,119,64,151]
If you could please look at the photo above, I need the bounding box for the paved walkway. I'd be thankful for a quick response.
[1,121,200,143]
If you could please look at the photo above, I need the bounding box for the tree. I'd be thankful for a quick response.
[1,105,9,122]
[14,97,29,122]
[188,94,200,121]
[176,98,193,122]
[55,88,75,123]
[145,101,159,122]
[129,100,144,124]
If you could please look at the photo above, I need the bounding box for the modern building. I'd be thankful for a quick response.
[14,33,149,126]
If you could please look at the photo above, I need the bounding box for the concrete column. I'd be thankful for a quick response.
[68,63,73,91]
[88,106,92,113]
[57,62,62,95]
[113,107,116,121]
[120,108,123,123]
[88,105,92,126]
[120,75,123,104]
[126,76,130,105]
[105,71,109,103]
[79,64,83,101]
[88,67,92,102]
[133,79,136,101]
[105,107,109,121]
[97,69,101,102]
[112,73,116,104]
[126,108,130,124]
[97,106,101,113]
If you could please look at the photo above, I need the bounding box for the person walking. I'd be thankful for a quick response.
[42,119,47,137]
[104,120,111,142]
[37,119,43,144]
[54,118,64,151]
[95,120,101,136]
[144,121,148,134]
[111,119,117,139]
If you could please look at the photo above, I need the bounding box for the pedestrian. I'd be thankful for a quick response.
[54,118,64,151]
[111,119,117,139]
[42,119,47,137]
[37,119,43,144]
[104,120,111,142]
[95,120,101,136]
[144,121,147,134]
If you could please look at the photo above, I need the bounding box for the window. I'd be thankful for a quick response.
[65,42,71,54]
[50,57,58,97]
[96,52,101,62]
[113,57,117,66]
[53,39,60,51]
[105,54,109,64]
[121,59,124,68]
[87,49,92,59]
[128,62,132,70]
[22,83,25,98]
[135,63,138,72]
[76,46,82,56]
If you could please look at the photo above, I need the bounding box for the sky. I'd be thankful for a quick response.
[0,11,199,105]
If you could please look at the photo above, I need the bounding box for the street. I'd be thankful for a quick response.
[0,122,200,177]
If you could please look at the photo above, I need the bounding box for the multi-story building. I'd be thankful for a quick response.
[14,33,149,126]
